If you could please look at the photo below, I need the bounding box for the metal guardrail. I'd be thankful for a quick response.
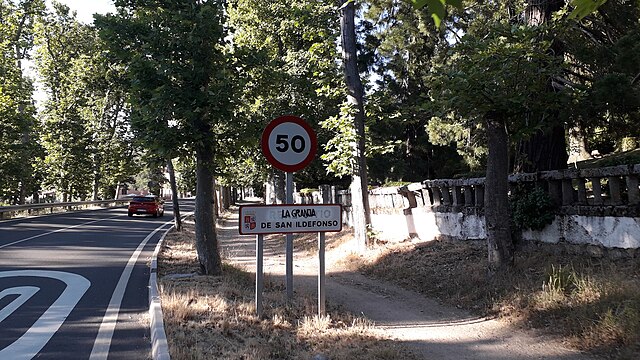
[0,199,131,220]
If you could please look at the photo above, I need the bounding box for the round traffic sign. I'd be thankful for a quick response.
[261,115,317,173]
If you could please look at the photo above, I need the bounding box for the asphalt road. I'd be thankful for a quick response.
[0,199,193,359]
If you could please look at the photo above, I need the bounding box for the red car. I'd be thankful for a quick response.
[127,195,165,217]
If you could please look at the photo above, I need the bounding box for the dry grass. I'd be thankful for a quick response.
[158,220,419,360]
[359,239,640,359]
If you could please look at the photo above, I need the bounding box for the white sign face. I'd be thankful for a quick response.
[239,205,342,235]
[267,122,312,166]
[261,115,317,173]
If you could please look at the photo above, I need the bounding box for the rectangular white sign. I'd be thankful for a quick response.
[239,204,342,235]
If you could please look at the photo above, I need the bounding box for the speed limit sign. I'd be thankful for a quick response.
[261,115,317,173]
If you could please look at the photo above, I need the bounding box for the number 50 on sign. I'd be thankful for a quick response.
[261,115,317,173]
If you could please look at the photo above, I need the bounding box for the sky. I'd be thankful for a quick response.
[50,0,116,24]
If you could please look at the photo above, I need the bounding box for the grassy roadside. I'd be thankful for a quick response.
[353,239,640,359]
[157,219,419,360]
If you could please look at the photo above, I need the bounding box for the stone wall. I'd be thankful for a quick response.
[297,164,640,250]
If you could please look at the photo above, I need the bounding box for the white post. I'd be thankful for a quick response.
[255,234,264,316]
[285,172,294,299]
[318,232,326,316]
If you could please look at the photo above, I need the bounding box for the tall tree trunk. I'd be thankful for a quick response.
[340,0,371,250]
[114,183,121,200]
[194,148,221,275]
[485,116,513,274]
[222,186,231,210]
[167,158,182,231]
[567,125,592,166]
[516,0,568,173]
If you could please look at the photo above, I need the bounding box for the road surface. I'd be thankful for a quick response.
[0,200,192,359]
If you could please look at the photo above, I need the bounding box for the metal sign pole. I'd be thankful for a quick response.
[318,232,326,316]
[285,172,294,300]
[255,234,264,316]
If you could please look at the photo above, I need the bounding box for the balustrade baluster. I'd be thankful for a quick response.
[591,178,604,205]
[608,177,622,205]
[627,175,639,205]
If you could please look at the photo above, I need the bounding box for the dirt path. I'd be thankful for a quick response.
[218,206,597,360]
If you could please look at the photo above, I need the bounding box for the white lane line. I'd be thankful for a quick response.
[0,271,91,360]
[0,215,121,250]
[89,219,174,360]
[0,286,40,323]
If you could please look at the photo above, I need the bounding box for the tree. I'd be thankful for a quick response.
[339,1,372,249]
[559,0,640,156]
[35,1,97,201]
[413,0,614,272]
[429,20,564,271]
[227,0,344,193]
[96,0,233,275]
[363,0,471,182]
[513,0,568,173]
[0,0,44,204]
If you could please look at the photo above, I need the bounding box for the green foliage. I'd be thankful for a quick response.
[577,149,640,169]
[543,264,579,294]
[364,0,471,182]
[429,20,565,172]
[227,0,343,189]
[411,0,610,24]
[96,0,232,159]
[0,0,45,204]
[382,181,411,187]
[174,156,197,195]
[410,0,463,28]
[567,0,609,20]
[562,3,640,151]
[320,102,357,178]
[298,188,316,195]
[34,3,112,200]
[509,185,555,231]
[427,116,486,170]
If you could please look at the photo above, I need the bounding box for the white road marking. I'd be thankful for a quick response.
[89,219,174,360]
[0,270,91,360]
[0,215,121,249]
[0,286,40,323]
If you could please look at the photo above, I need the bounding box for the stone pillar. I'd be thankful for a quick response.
[562,179,575,206]
[591,178,603,205]
[452,185,463,206]
[627,175,639,205]
[474,185,485,207]
[463,186,473,206]
[319,185,331,204]
[576,179,587,205]
[441,186,451,205]
[431,187,442,206]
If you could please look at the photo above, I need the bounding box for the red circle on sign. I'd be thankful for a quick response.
[261,115,318,173]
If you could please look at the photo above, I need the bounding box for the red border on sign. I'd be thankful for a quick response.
[261,115,318,173]
[238,204,343,235]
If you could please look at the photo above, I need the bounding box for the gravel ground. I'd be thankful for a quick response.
[218,205,599,360]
